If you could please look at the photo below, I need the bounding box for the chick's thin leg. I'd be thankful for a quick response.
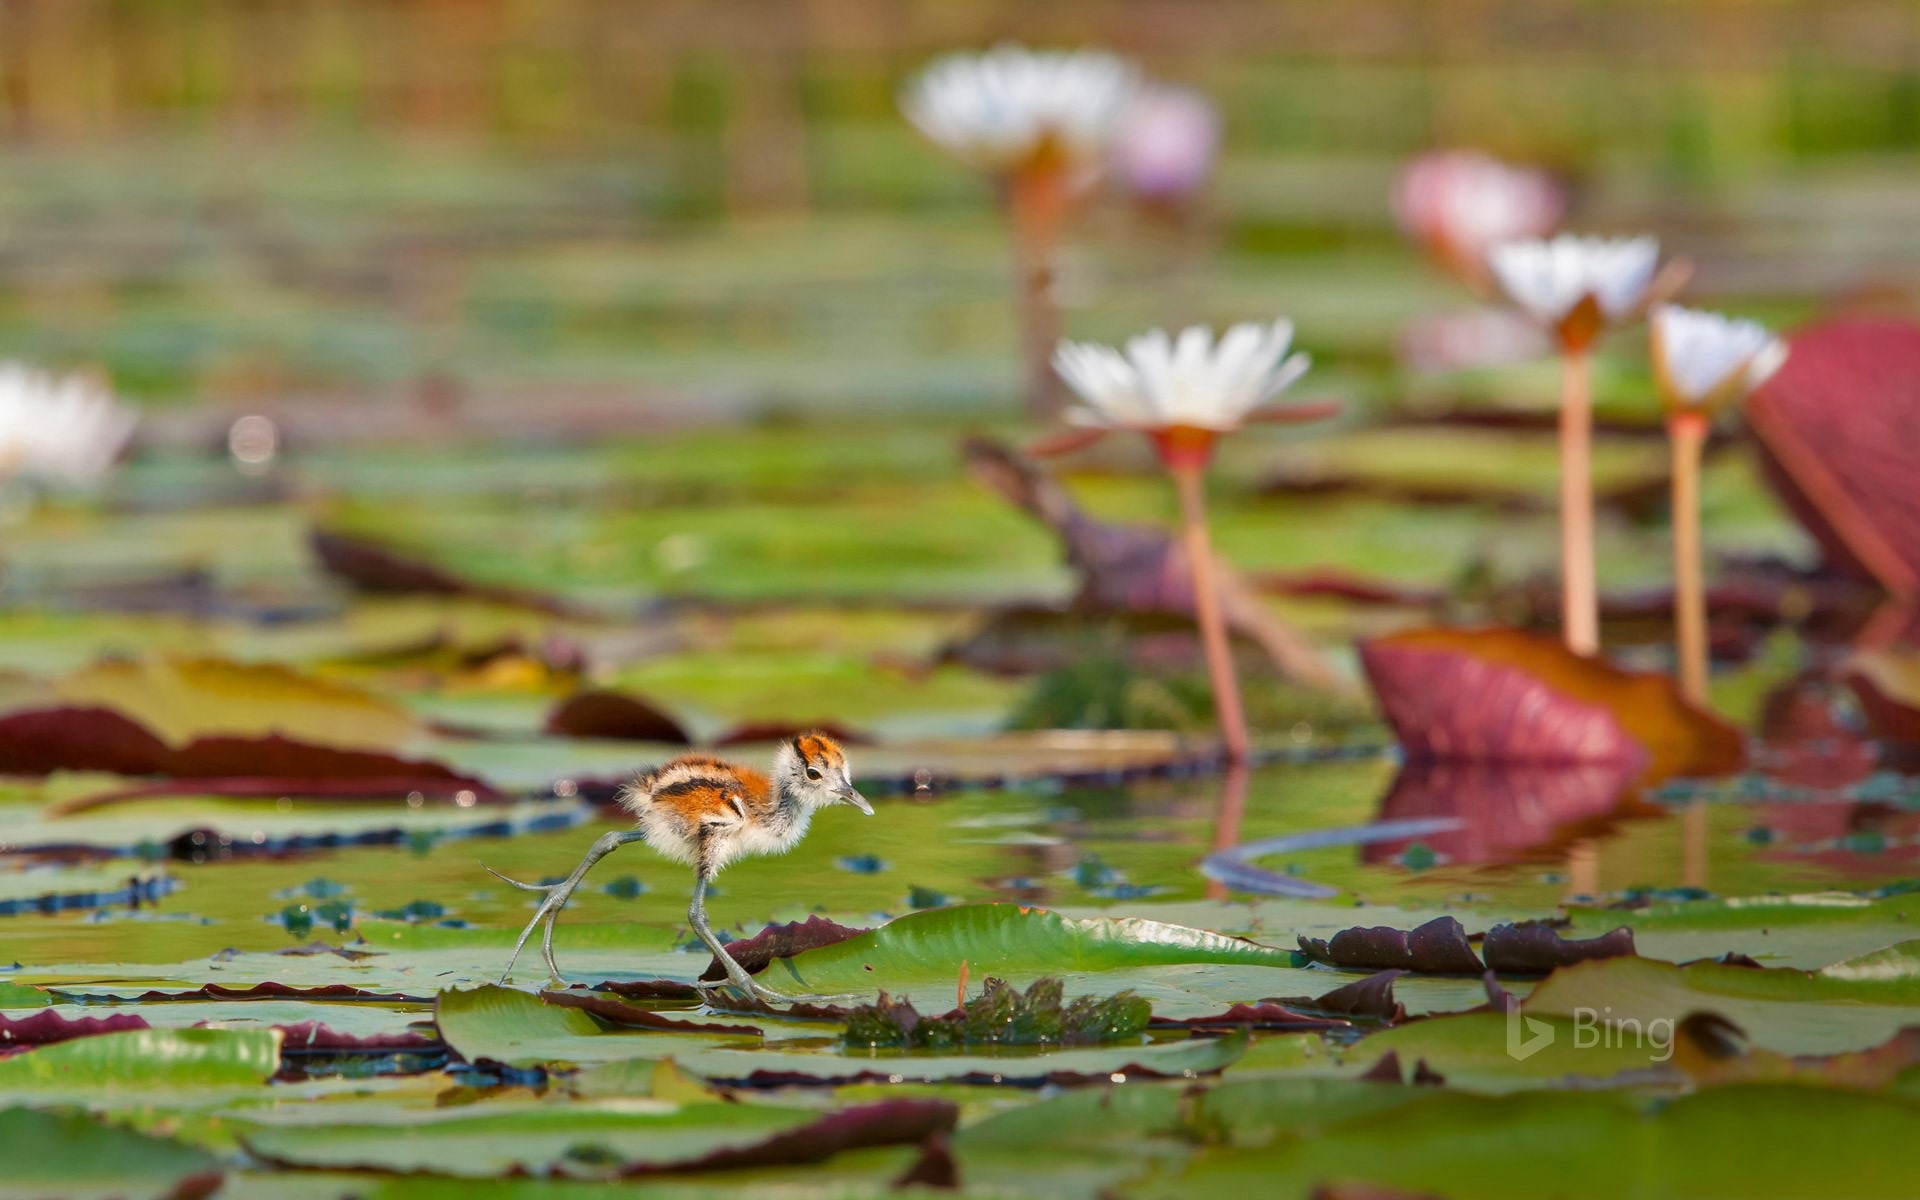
[688,868,789,1004]
[488,829,647,983]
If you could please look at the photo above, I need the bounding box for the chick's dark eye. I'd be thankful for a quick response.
[805,767,823,781]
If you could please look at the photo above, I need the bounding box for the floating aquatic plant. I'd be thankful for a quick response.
[843,977,1151,1049]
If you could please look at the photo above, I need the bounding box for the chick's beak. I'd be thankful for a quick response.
[838,786,874,815]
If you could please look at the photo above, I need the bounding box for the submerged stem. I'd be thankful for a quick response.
[1171,464,1250,763]
[1557,349,1599,656]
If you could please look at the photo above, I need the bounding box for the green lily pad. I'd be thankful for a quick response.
[1523,944,1920,1055]
[1567,890,1920,969]
[672,1026,1248,1087]
[0,1027,281,1090]
[237,1101,817,1178]
[769,904,1297,995]
[0,982,51,1010]
[1348,1011,1678,1090]
[1151,1084,1920,1199]
[434,985,756,1069]
[0,1107,222,1200]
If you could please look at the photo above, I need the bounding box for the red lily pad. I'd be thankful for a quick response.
[1746,319,1920,615]
[1358,627,1744,782]
[544,690,692,744]
[1148,1002,1350,1032]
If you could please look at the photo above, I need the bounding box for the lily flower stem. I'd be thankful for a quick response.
[1668,410,1712,708]
[1557,348,1600,657]
[1008,162,1069,422]
[1170,463,1250,763]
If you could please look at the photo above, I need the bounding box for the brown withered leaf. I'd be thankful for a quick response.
[961,436,1340,690]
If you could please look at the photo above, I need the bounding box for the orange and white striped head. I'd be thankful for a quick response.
[776,733,871,814]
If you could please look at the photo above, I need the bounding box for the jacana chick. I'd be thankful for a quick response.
[489,734,871,1003]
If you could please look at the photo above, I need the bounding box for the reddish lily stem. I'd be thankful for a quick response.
[1668,411,1711,708]
[1007,161,1070,421]
[1557,348,1600,656]
[1170,463,1250,763]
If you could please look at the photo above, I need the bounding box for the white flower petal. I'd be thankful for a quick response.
[1651,304,1786,406]
[1489,233,1660,328]
[0,363,137,488]
[902,45,1138,173]
[1053,318,1312,433]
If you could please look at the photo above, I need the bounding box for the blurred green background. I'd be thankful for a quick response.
[1,0,1915,413]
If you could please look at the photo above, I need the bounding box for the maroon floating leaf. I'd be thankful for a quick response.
[1746,320,1920,614]
[538,990,763,1037]
[545,691,691,744]
[0,1008,151,1054]
[701,915,868,982]
[98,983,431,1004]
[0,706,170,775]
[1148,1002,1351,1032]
[1275,969,1410,1024]
[610,1098,957,1178]
[892,1132,962,1190]
[1480,921,1636,975]
[1298,916,1484,975]
[591,979,702,1002]
[4,707,497,806]
[1357,1050,1406,1083]
[1359,627,1744,782]
[311,528,576,616]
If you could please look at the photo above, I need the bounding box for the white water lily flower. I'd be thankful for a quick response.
[1651,304,1788,411]
[1394,151,1564,278]
[1488,234,1661,338]
[903,45,1137,173]
[0,363,138,487]
[1053,320,1310,433]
